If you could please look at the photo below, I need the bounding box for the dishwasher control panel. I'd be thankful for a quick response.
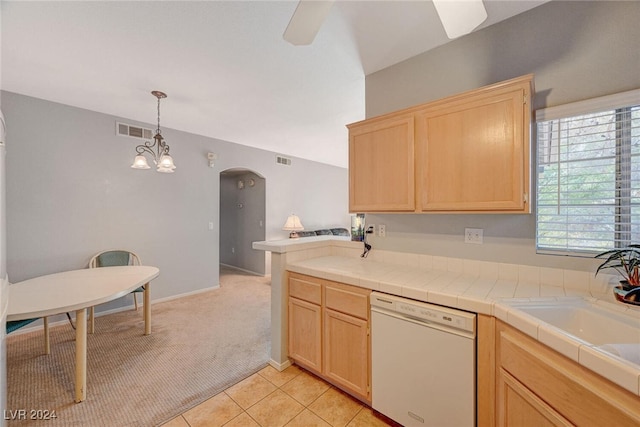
[370,292,476,334]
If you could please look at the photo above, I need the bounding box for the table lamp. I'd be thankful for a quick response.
[283,214,304,238]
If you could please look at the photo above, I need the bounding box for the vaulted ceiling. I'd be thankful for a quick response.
[1,1,548,168]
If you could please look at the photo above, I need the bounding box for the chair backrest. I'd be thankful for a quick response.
[89,250,141,268]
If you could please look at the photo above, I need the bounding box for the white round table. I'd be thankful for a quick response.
[7,265,159,402]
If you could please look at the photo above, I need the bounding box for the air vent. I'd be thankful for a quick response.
[276,155,292,166]
[116,122,153,140]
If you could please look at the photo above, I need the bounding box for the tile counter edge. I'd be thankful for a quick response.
[252,236,354,253]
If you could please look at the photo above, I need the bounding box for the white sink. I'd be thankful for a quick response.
[506,299,640,365]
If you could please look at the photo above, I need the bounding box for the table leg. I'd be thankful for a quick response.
[75,308,87,403]
[88,307,95,334]
[144,283,151,335]
[43,317,50,355]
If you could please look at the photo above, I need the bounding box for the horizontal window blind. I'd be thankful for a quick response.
[536,90,640,255]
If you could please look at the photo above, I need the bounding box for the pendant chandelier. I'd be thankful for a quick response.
[131,90,176,173]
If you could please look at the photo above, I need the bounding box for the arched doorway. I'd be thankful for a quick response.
[219,168,266,275]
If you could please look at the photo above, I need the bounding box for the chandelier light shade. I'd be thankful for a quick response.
[131,90,176,173]
[283,214,304,238]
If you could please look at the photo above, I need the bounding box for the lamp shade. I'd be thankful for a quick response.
[282,214,304,231]
[131,155,151,169]
[158,154,175,169]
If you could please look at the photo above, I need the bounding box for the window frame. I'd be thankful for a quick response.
[535,89,640,256]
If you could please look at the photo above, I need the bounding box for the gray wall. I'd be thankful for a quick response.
[364,0,640,271]
[220,171,266,275]
[2,91,350,309]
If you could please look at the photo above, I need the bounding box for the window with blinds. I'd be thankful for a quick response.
[536,89,640,255]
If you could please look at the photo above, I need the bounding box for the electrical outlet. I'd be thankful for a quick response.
[379,224,386,237]
[465,228,483,244]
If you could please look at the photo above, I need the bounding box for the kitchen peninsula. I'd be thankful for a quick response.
[254,236,640,426]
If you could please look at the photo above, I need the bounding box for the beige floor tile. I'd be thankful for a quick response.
[308,388,363,427]
[160,415,190,427]
[259,364,302,387]
[223,412,261,427]
[284,409,332,427]
[182,392,244,427]
[246,389,305,427]
[280,371,330,406]
[226,373,278,409]
[346,407,393,427]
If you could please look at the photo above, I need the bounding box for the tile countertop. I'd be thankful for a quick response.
[276,243,640,397]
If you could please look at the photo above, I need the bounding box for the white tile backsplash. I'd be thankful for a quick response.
[463,259,481,277]
[518,264,540,284]
[498,263,519,281]
[540,267,564,287]
[432,256,448,271]
[418,254,433,270]
[540,284,565,297]
[479,261,499,280]
[563,269,590,291]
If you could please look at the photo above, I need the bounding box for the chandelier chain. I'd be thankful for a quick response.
[156,96,162,135]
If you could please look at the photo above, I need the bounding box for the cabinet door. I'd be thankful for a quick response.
[348,114,415,212]
[498,369,573,427]
[323,308,369,400]
[288,297,322,374]
[416,80,531,212]
[497,321,640,426]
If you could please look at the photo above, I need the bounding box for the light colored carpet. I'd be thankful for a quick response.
[5,267,271,426]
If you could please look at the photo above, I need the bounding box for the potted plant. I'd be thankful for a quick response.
[595,244,640,304]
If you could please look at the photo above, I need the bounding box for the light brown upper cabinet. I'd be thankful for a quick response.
[347,75,533,213]
[348,113,415,212]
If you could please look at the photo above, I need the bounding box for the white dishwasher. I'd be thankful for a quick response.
[371,292,476,427]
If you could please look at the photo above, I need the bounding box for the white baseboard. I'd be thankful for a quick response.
[6,285,222,335]
[268,358,292,372]
[220,263,265,277]
[150,285,220,305]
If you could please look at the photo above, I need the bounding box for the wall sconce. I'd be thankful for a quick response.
[283,214,304,239]
[237,180,244,190]
[207,152,217,168]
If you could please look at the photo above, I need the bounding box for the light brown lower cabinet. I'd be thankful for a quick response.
[287,272,371,402]
[499,369,571,427]
[288,272,323,373]
[288,297,322,373]
[323,307,369,398]
[495,320,640,426]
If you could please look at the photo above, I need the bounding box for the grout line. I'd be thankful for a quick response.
[173,365,381,427]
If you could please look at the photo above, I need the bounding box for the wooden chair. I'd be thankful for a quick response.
[86,250,143,333]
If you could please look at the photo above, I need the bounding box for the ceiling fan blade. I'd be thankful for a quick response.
[432,0,488,39]
[283,0,334,46]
